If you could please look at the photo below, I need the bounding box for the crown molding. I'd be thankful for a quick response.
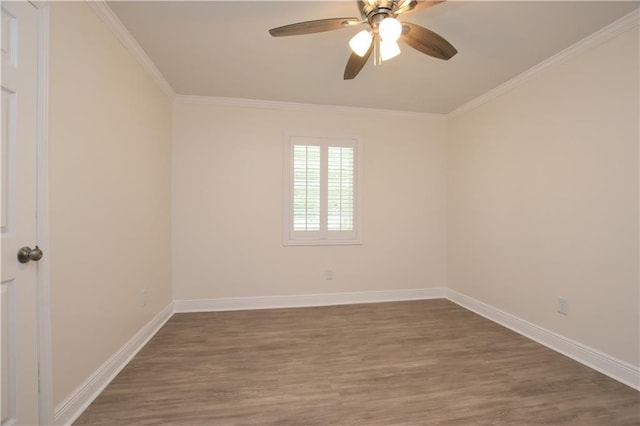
[84,2,637,120]
[85,1,175,99]
[448,9,639,119]
[174,94,446,119]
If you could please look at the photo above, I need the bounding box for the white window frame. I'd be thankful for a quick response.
[283,131,363,246]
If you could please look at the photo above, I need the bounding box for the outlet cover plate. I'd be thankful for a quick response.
[557,298,569,315]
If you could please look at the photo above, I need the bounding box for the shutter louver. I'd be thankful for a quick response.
[292,145,321,231]
[327,146,354,232]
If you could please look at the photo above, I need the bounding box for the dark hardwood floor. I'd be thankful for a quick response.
[74,299,639,425]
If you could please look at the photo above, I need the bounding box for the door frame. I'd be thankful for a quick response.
[33,1,53,424]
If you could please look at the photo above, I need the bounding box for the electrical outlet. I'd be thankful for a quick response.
[557,298,569,316]
[325,270,333,280]
[140,289,148,307]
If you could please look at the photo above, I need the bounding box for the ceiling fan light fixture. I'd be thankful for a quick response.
[349,30,373,57]
[380,39,401,61]
[378,17,402,42]
[267,0,456,80]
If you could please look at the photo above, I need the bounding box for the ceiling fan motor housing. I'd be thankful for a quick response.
[369,11,391,31]
[364,0,396,30]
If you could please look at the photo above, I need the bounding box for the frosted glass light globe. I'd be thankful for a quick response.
[349,30,373,57]
[378,17,402,42]
[380,40,401,61]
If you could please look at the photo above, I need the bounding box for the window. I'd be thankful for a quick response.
[283,133,362,245]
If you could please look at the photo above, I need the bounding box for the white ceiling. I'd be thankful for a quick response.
[108,1,638,114]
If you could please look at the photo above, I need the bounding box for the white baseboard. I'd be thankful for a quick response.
[445,288,640,391]
[56,287,638,426]
[54,303,174,425]
[174,287,446,313]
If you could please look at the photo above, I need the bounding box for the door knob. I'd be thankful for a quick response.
[17,245,43,264]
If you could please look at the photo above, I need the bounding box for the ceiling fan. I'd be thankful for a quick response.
[268,0,457,80]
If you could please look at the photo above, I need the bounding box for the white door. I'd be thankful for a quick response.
[1,1,41,425]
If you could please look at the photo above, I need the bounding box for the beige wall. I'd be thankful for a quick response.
[49,2,173,406]
[45,2,637,411]
[447,27,639,366]
[172,103,447,300]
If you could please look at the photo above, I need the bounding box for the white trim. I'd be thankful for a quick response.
[174,94,443,119]
[78,4,637,118]
[445,288,640,391]
[282,132,364,246]
[84,1,175,98]
[53,288,638,424]
[53,303,174,426]
[174,288,445,313]
[448,9,639,118]
[35,3,54,424]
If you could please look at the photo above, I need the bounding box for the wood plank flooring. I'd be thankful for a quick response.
[74,299,639,425]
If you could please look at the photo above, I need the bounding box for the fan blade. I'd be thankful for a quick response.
[357,0,367,19]
[401,22,457,60]
[397,0,445,15]
[344,35,375,80]
[269,18,361,37]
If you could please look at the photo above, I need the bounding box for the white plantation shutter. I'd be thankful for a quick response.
[327,147,354,232]
[293,145,320,231]
[284,133,362,245]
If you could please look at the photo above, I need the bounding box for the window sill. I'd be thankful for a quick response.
[283,239,362,247]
